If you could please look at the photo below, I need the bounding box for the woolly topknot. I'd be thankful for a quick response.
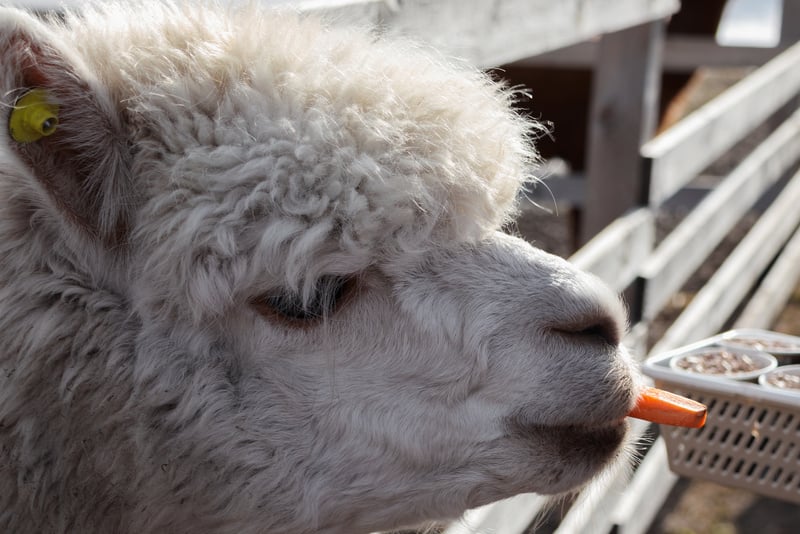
[30,1,541,319]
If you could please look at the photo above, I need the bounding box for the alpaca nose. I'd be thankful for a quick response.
[552,312,622,347]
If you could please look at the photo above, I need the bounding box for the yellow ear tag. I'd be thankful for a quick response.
[9,89,59,143]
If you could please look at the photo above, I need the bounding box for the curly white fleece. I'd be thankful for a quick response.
[48,1,540,320]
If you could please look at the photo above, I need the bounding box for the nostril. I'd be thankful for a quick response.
[554,316,621,346]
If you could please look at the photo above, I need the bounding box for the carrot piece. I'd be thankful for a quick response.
[628,386,707,428]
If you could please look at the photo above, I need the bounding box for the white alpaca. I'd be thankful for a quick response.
[0,2,639,533]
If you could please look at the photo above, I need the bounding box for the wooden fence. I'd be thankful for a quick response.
[447,3,800,533]
[556,42,800,534]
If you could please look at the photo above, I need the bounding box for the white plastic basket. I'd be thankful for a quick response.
[643,331,800,504]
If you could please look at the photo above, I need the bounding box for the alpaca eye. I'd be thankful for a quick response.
[252,276,353,323]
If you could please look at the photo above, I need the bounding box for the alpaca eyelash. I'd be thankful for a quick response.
[251,276,354,324]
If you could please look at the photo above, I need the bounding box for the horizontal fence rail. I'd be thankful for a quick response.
[570,207,654,293]
[641,106,800,320]
[642,39,800,206]
[651,168,800,355]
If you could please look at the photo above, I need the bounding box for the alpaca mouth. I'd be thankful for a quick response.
[495,415,630,495]
[507,416,629,458]
[549,420,629,450]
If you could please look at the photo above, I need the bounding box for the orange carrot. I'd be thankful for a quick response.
[628,386,707,428]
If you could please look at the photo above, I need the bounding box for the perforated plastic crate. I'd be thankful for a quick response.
[643,332,800,504]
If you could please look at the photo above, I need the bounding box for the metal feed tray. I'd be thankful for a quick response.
[643,330,800,504]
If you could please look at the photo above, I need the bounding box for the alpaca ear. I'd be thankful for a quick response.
[3,15,132,246]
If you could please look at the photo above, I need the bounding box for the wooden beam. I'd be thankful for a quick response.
[368,0,678,68]
[651,168,800,356]
[781,0,800,44]
[294,0,384,26]
[642,40,800,206]
[17,0,679,68]
[640,107,800,320]
[515,37,785,72]
[581,20,665,241]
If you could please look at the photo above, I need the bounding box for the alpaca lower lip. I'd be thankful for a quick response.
[508,417,629,449]
[535,421,629,461]
[546,421,627,440]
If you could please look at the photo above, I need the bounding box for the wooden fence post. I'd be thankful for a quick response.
[782,0,800,44]
[581,21,665,243]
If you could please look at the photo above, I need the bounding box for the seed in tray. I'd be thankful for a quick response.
[764,370,800,389]
[725,336,800,352]
[674,349,763,375]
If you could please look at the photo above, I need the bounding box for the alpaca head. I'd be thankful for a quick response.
[0,2,639,533]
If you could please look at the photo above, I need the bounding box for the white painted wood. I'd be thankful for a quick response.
[651,169,800,355]
[735,225,800,329]
[642,39,800,206]
[365,0,678,68]
[292,0,384,26]
[582,20,665,241]
[570,207,654,293]
[441,493,548,534]
[16,0,679,68]
[515,37,785,72]
[611,438,678,534]
[641,106,800,320]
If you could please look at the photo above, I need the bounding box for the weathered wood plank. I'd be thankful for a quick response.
[372,0,678,68]
[640,106,800,320]
[581,21,665,240]
[735,226,800,329]
[515,37,785,72]
[651,169,800,356]
[570,207,654,293]
[642,40,800,206]
[781,0,800,44]
[293,0,385,26]
[20,0,679,68]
